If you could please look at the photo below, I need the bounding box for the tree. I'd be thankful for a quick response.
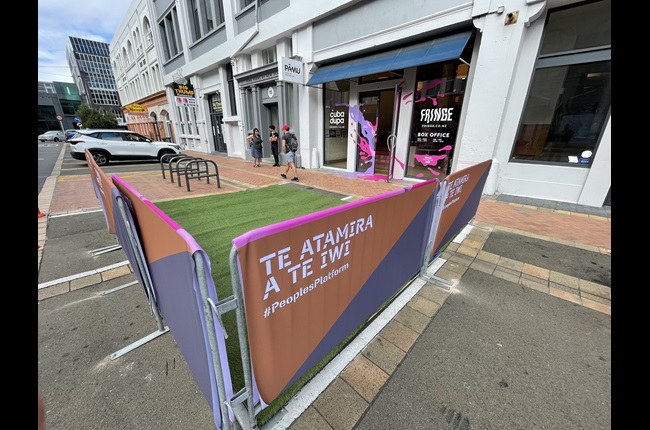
[75,104,118,129]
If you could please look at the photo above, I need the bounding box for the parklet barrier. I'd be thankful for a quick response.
[84,153,492,429]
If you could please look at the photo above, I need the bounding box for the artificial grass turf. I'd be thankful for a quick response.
[155,184,349,424]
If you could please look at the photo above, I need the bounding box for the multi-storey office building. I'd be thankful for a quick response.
[37,81,83,134]
[143,0,609,207]
[66,36,125,126]
[110,0,175,141]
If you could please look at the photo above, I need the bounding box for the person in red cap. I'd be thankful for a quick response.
[280,124,299,181]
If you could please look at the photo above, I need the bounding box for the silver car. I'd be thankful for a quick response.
[38,130,66,142]
[68,129,182,166]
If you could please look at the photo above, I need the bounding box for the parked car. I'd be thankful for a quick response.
[38,130,66,142]
[68,129,182,166]
[65,129,79,141]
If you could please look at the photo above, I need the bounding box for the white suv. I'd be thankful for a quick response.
[68,129,182,166]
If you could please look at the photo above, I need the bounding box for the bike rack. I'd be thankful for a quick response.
[167,156,199,184]
[160,153,187,180]
[174,157,204,187]
[183,159,221,192]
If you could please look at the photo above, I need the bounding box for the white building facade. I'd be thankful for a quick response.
[144,0,609,207]
[110,0,175,141]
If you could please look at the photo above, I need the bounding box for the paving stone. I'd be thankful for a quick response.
[522,263,550,280]
[447,253,475,267]
[38,283,69,300]
[416,283,450,305]
[493,268,520,284]
[476,250,500,264]
[313,378,368,430]
[469,260,496,275]
[70,274,102,291]
[394,305,432,334]
[362,335,406,375]
[579,279,610,301]
[460,238,483,250]
[581,291,610,306]
[456,244,479,258]
[519,274,549,293]
[549,271,580,289]
[440,260,468,276]
[549,281,580,295]
[444,242,460,252]
[549,287,581,304]
[407,295,441,318]
[379,320,420,353]
[101,265,132,282]
[434,268,461,284]
[340,355,389,402]
[288,406,333,430]
[580,297,611,315]
[497,256,524,271]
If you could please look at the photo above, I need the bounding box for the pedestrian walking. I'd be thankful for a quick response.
[280,124,299,181]
[246,128,264,167]
[269,125,280,167]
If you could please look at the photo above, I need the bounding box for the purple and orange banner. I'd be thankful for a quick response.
[82,155,492,426]
[233,180,439,404]
[112,175,233,430]
[429,159,492,261]
[85,149,116,234]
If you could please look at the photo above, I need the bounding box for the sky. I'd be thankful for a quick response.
[38,0,134,83]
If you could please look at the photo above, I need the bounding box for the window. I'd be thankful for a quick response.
[159,7,182,61]
[262,46,277,65]
[322,82,349,169]
[511,0,610,166]
[405,60,467,180]
[188,0,225,42]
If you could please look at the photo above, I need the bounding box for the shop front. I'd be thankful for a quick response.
[236,65,286,162]
[308,30,475,183]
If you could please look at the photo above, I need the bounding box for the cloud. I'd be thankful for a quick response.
[37,0,132,83]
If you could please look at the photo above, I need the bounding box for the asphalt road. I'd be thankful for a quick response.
[481,231,611,288]
[38,141,63,194]
[356,267,611,430]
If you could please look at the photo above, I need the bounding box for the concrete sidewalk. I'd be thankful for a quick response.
[37,144,611,430]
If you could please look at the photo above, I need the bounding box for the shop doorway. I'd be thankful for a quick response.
[263,103,279,160]
[355,89,397,178]
[208,93,227,153]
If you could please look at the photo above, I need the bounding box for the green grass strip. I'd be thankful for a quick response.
[156,185,348,424]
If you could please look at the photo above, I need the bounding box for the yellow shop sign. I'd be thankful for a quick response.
[126,103,147,113]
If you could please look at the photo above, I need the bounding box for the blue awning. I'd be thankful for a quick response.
[306,30,472,86]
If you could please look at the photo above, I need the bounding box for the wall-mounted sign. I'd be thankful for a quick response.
[126,103,147,113]
[279,57,304,85]
[172,82,195,97]
[413,104,460,145]
[211,99,222,114]
[175,96,197,107]
[327,105,348,130]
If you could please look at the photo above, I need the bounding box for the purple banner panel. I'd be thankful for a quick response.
[233,181,439,405]
[429,159,493,261]
[112,174,233,430]
[84,149,116,234]
[109,186,155,304]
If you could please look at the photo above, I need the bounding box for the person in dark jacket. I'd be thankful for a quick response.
[246,128,264,167]
[269,125,280,167]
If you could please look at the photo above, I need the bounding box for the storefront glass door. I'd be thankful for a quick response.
[355,89,396,176]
